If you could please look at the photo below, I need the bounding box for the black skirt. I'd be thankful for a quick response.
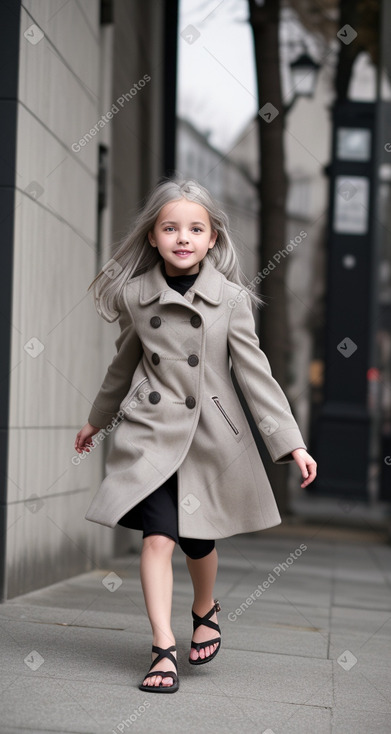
[117,471,180,542]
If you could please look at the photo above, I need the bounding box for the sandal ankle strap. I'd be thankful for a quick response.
[149,644,177,672]
[191,599,221,633]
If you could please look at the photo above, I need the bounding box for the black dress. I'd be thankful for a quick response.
[117,266,215,558]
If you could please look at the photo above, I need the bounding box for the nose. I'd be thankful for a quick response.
[176,229,189,245]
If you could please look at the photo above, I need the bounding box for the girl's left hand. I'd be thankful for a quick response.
[291,448,317,488]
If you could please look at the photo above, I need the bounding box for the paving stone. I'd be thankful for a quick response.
[1,531,390,733]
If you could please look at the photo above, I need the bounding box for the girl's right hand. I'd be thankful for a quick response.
[74,422,101,454]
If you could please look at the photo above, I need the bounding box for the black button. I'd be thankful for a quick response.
[188,354,199,367]
[152,353,160,365]
[150,316,161,328]
[185,396,196,409]
[190,314,201,328]
[149,391,161,404]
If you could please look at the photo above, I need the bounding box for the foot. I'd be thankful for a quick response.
[189,601,221,662]
[142,646,177,688]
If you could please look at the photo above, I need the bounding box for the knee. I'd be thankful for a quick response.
[142,533,176,556]
[179,538,215,559]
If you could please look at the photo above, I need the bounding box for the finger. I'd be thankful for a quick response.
[307,461,317,478]
[297,460,309,479]
[301,464,316,486]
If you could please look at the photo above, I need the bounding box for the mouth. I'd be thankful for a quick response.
[173,250,193,257]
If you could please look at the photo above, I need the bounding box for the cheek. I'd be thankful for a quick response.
[156,234,171,248]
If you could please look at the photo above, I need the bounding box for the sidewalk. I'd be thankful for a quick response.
[1,521,391,734]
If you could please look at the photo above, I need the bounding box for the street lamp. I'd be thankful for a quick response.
[284,50,321,113]
[289,52,321,98]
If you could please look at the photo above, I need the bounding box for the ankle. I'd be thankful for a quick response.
[192,598,215,616]
[152,635,176,649]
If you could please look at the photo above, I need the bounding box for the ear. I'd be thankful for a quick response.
[209,229,218,249]
[148,230,156,247]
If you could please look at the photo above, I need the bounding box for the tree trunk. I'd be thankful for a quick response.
[249,0,290,512]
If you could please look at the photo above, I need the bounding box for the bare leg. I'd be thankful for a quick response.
[139,534,177,686]
[186,548,220,662]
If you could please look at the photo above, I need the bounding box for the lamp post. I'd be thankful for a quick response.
[289,52,320,100]
[284,48,321,114]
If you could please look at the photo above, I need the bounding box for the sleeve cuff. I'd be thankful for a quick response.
[87,405,120,430]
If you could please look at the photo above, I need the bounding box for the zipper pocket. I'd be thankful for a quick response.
[211,396,240,435]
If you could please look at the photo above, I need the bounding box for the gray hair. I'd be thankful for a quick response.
[87,177,264,321]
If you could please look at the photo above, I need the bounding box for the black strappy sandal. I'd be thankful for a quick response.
[189,599,221,665]
[138,644,179,693]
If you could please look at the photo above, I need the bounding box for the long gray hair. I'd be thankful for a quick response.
[87,178,264,321]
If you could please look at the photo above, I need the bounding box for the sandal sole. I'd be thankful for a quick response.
[188,641,221,665]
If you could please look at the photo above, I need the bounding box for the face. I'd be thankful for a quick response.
[148,198,217,276]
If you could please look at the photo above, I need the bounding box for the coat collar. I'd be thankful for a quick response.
[139,256,224,306]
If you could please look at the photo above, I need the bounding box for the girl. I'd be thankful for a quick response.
[74,178,317,694]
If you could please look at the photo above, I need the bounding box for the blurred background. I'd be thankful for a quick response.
[1,0,390,600]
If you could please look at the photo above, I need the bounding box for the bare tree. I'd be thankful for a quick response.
[286,0,379,100]
[248,0,294,510]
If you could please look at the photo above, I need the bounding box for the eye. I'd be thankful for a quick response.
[192,227,202,233]
[164,226,175,232]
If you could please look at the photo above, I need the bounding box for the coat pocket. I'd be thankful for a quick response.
[211,395,242,441]
[120,376,149,416]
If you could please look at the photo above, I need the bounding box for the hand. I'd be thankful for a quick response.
[74,422,101,454]
[291,448,317,488]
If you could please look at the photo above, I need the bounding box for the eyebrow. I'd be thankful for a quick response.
[159,220,207,226]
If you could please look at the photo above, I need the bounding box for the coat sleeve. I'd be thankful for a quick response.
[87,298,143,429]
[227,291,307,464]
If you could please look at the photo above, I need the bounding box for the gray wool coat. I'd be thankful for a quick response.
[84,255,307,539]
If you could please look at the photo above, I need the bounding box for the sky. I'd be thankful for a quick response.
[177,0,259,152]
[176,0,328,153]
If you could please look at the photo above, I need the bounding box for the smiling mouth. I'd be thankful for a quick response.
[174,250,193,255]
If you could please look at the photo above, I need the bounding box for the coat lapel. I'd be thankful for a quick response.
[139,256,223,306]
